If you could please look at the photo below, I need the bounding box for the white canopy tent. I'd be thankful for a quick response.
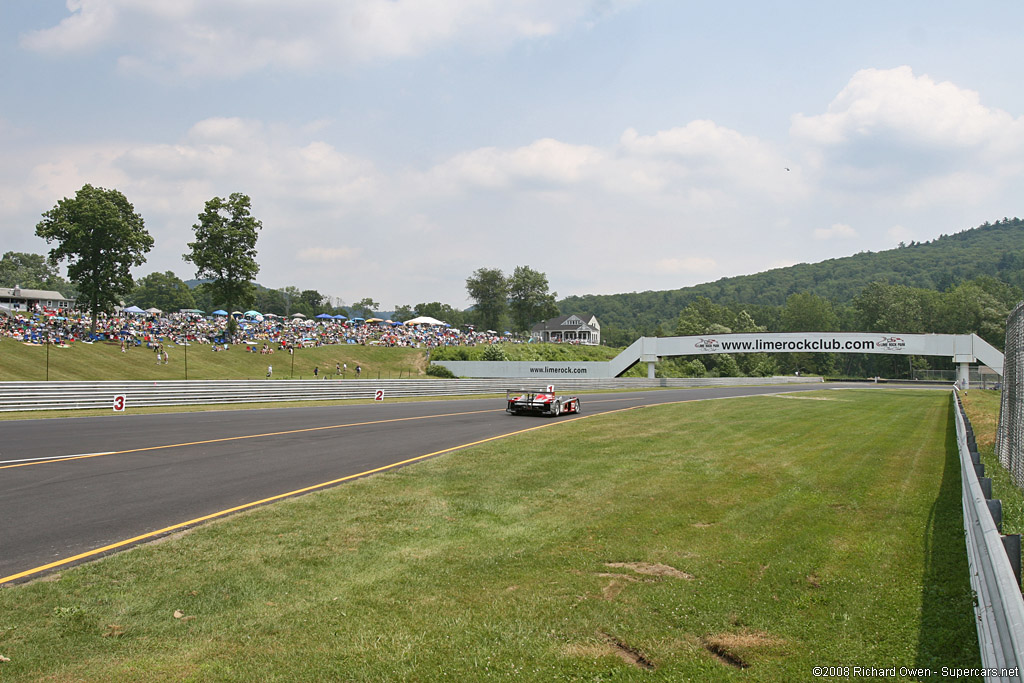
[404,316,447,326]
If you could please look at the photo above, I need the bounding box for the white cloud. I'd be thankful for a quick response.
[619,122,798,197]
[813,223,857,240]
[792,66,1022,149]
[22,0,639,78]
[790,66,1024,209]
[421,120,802,208]
[426,138,606,191]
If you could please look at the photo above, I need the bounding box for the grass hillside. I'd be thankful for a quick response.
[0,337,425,382]
[0,339,621,382]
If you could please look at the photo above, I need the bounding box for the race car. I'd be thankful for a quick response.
[506,388,581,417]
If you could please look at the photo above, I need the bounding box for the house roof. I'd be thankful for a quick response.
[531,314,599,332]
[0,287,71,300]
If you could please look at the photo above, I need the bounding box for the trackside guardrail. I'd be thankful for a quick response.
[954,390,1024,681]
[0,376,825,413]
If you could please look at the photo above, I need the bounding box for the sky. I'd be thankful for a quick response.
[2,1,1023,311]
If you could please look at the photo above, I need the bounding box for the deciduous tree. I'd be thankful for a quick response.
[183,193,262,332]
[35,184,153,331]
[0,251,70,292]
[466,267,508,332]
[130,271,195,312]
[508,265,559,332]
[351,297,379,318]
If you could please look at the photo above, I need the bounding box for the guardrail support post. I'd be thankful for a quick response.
[980,477,993,499]
[1002,534,1022,589]
[987,499,1004,532]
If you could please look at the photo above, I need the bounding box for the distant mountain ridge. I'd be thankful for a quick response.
[559,217,1024,335]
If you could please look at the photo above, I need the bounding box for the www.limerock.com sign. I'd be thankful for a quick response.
[433,333,1005,380]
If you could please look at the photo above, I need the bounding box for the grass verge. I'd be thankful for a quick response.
[0,390,980,680]
[960,389,1024,535]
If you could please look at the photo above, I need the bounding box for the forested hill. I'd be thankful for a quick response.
[559,217,1024,337]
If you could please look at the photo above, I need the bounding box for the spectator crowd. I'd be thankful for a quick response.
[0,307,514,351]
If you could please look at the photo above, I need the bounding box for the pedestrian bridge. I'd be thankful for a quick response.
[434,332,1004,388]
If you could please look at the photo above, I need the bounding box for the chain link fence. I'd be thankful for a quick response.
[997,300,1024,487]
[913,368,1001,387]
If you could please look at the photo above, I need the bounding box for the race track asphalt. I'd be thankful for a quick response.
[0,382,936,583]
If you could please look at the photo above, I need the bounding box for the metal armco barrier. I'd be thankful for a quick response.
[0,376,825,412]
[955,390,1024,681]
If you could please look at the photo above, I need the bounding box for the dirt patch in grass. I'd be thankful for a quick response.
[597,631,657,670]
[601,580,626,600]
[702,629,787,669]
[594,572,640,600]
[561,633,656,670]
[605,561,694,580]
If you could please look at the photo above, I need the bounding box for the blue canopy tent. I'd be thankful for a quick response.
[212,309,228,316]
[123,305,145,314]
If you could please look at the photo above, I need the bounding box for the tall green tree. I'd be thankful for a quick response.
[0,251,72,292]
[35,184,153,331]
[779,292,839,332]
[351,297,379,318]
[253,285,287,316]
[183,193,262,330]
[277,285,301,317]
[852,282,938,334]
[300,289,326,315]
[508,265,559,332]
[779,292,840,376]
[392,304,415,322]
[466,267,508,332]
[130,271,195,312]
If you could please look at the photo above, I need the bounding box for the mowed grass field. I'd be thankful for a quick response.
[0,390,980,681]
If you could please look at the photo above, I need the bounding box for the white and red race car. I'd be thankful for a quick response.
[506,387,581,417]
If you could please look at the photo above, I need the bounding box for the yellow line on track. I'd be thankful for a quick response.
[0,411,601,585]
[0,408,501,469]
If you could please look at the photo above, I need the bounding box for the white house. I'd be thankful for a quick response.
[530,314,601,345]
[0,286,75,313]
